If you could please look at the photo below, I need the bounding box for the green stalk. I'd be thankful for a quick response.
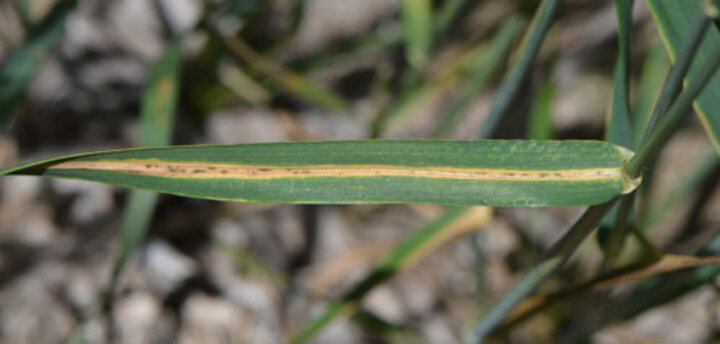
[630,42,668,220]
[476,0,561,139]
[632,41,669,148]
[599,193,635,271]
[648,0,720,152]
[598,0,635,271]
[626,38,720,176]
[468,200,618,343]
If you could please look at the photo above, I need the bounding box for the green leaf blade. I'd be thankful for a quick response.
[632,40,669,147]
[138,39,182,147]
[647,0,720,152]
[477,0,561,139]
[0,0,75,129]
[36,169,626,206]
[1,140,639,207]
[401,0,433,69]
[605,0,634,149]
[528,80,556,140]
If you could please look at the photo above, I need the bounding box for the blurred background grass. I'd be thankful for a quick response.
[1,0,720,343]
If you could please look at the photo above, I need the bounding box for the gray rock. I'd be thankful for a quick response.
[142,240,197,294]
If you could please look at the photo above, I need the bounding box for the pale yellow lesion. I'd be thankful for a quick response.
[48,159,624,182]
[615,145,643,194]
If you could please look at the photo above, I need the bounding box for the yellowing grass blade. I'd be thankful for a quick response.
[0,140,640,207]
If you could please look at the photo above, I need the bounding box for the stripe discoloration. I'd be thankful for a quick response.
[48,160,623,182]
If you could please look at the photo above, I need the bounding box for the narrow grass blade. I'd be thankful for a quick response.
[0,140,639,207]
[605,0,634,149]
[111,39,183,282]
[527,80,556,140]
[373,37,490,136]
[598,193,635,271]
[647,0,720,152]
[612,265,720,322]
[608,233,720,322]
[476,0,561,139]
[632,41,670,148]
[435,0,469,37]
[401,0,433,69]
[0,0,75,129]
[113,190,159,275]
[598,0,636,273]
[352,311,422,342]
[501,253,720,330]
[137,41,182,147]
[642,14,710,143]
[292,25,403,73]
[209,24,351,114]
[642,148,720,230]
[594,254,720,289]
[218,61,272,105]
[468,200,618,343]
[626,31,720,176]
[13,0,33,28]
[213,235,289,287]
[477,12,720,340]
[432,15,524,137]
[632,9,708,238]
[291,206,491,343]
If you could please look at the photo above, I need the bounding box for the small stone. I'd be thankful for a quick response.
[420,315,460,344]
[0,266,76,343]
[178,293,248,344]
[207,109,288,144]
[363,286,406,324]
[283,0,397,57]
[51,179,114,223]
[157,0,202,33]
[594,287,715,344]
[142,240,197,294]
[114,291,170,344]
